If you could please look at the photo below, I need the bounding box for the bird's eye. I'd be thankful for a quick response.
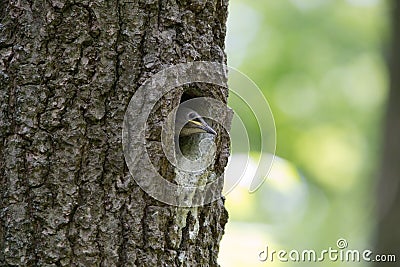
[188,112,197,120]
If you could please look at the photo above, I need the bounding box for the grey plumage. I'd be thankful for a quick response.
[176,107,217,137]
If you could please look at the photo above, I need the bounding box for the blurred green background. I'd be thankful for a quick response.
[219,0,389,266]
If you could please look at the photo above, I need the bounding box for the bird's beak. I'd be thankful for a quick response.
[189,120,217,136]
[203,124,217,135]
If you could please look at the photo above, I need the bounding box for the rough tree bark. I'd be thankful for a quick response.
[0,0,229,266]
[375,0,400,264]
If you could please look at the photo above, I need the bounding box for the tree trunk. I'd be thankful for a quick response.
[375,0,400,264]
[0,0,229,266]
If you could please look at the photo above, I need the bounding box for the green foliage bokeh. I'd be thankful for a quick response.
[220,0,389,266]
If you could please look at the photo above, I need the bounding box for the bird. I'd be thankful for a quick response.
[176,107,217,137]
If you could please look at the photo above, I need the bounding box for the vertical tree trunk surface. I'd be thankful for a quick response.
[376,0,400,264]
[0,0,229,266]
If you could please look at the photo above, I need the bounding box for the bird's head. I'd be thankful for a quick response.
[176,108,217,137]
